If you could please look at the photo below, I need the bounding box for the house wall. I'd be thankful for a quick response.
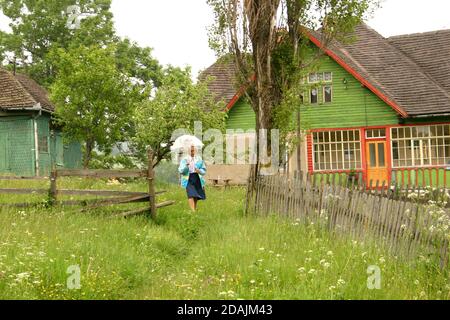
[226,97,256,131]
[300,54,400,129]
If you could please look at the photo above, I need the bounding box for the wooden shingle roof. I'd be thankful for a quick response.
[205,23,450,118]
[309,23,450,117]
[389,30,450,94]
[199,58,240,105]
[0,68,55,113]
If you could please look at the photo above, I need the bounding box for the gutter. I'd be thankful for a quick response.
[409,113,450,119]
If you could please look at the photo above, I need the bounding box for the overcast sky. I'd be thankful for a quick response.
[1,0,449,77]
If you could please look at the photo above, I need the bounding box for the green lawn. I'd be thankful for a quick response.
[0,178,449,300]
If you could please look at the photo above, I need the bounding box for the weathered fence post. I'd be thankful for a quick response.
[49,167,58,205]
[147,149,157,219]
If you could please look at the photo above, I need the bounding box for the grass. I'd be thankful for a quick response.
[0,178,449,300]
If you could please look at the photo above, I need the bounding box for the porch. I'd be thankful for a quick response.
[307,123,450,188]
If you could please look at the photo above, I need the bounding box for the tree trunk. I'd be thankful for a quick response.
[83,139,94,169]
[245,0,280,176]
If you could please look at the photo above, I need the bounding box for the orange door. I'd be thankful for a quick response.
[366,141,389,187]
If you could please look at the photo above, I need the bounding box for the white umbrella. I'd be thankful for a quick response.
[170,135,204,153]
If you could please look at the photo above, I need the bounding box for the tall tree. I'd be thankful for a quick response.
[207,0,378,175]
[133,67,226,167]
[50,45,135,168]
[0,0,115,86]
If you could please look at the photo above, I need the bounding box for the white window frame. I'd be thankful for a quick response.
[391,124,450,168]
[312,129,362,172]
[365,128,387,139]
[308,72,333,84]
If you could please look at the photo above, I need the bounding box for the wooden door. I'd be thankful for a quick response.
[366,141,388,187]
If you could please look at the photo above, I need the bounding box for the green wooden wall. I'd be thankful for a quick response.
[0,113,82,177]
[225,44,402,131]
[37,114,52,176]
[299,53,399,129]
[226,98,256,130]
[0,116,35,176]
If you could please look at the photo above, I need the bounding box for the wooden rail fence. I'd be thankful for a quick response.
[246,171,450,268]
[0,150,174,219]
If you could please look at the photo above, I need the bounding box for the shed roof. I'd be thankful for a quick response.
[0,68,55,113]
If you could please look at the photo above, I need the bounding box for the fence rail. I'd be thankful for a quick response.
[0,150,174,219]
[247,171,450,268]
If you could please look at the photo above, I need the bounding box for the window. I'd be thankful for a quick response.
[308,72,333,104]
[39,136,49,153]
[308,72,333,84]
[323,85,333,103]
[310,88,318,104]
[391,125,450,168]
[366,129,386,139]
[313,129,362,171]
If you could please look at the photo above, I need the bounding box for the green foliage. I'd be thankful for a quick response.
[132,67,226,166]
[207,0,380,156]
[89,151,137,170]
[0,0,116,86]
[50,45,135,168]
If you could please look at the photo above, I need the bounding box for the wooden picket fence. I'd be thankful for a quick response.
[0,150,174,219]
[246,170,450,268]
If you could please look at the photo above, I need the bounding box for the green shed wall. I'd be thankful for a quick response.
[0,116,35,176]
[226,98,256,130]
[63,140,83,169]
[37,114,52,176]
[0,113,82,177]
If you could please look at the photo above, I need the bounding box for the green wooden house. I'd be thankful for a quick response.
[0,68,82,177]
[202,23,450,187]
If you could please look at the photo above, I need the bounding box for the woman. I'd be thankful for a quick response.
[178,145,207,211]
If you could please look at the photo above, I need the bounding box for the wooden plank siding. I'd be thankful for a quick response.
[299,54,399,130]
[225,97,256,131]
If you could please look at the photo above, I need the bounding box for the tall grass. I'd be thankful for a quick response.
[0,178,449,300]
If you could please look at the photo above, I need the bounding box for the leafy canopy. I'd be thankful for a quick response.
[133,67,226,167]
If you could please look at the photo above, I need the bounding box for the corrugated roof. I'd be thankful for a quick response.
[0,68,55,113]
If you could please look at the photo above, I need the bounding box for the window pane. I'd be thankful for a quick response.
[324,86,332,103]
[311,88,318,104]
[369,144,376,167]
[354,130,360,141]
[378,143,385,167]
[309,73,317,83]
[391,128,398,139]
[324,72,332,82]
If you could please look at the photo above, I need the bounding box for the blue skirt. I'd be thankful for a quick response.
[186,173,206,200]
